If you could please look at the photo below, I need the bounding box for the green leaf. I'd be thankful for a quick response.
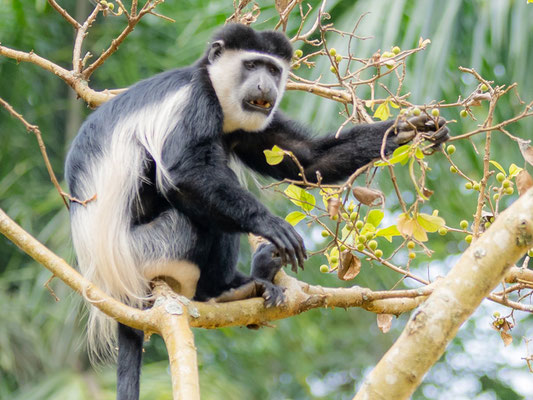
[509,163,523,178]
[416,213,445,232]
[367,210,384,227]
[375,225,401,242]
[263,145,285,165]
[415,147,425,159]
[374,144,411,166]
[374,101,391,121]
[284,184,316,212]
[489,160,506,174]
[285,211,306,226]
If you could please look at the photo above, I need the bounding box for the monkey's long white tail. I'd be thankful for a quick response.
[70,141,148,362]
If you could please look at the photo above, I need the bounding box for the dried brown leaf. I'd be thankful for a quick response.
[337,251,361,281]
[519,141,533,166]
[327,197,340,219]
[352,186,384,206]
[517,170,533,195]
[377,314,393,333]
[500,331,513,347]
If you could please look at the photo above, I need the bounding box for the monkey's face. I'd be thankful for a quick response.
[207,43,289,133]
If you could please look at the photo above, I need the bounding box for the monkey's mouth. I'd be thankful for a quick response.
[243,98,274,115]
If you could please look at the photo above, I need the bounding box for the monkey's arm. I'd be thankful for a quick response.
[161,139,305,269]
[228,112,448,184]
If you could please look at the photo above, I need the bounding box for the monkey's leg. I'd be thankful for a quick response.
[117,323,144,400]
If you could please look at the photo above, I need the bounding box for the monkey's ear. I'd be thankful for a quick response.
[208,40,225,63]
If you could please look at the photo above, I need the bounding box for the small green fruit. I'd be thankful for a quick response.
[446,145,456,155]
[368,240,378,250]
[331,214,338,221]
[431,108,440,117]
[407,240,415,250]
[493,193,500,201]
[465,234,473,244]
[330,65,337,74]
[412,107,421,116]
[294,49,303,58]
[348,203,355,212]
[329,48,337,57]
[408,252,416,259]
[374,249,383,258]
[355,220,364,230]
[356,243,365,252]
[473,183,480,191]
[528,249,533,257]
[484,222,491,229]
[460,220,468,230]
[350,212,358,221]
[320,264,329,273]
[357,235,367,244]
[107,2,114,9]
[505,187,514,195]
[292,63,300,70]
[341,212,349,220]
[460,109,468,118]
[465,182,473,190]
[481,83,488,92]
[340,245,347,252]
[335,55,342,63]
[330,256,338,264]
[321,230,329,237]
[502,180,511,188]
[392,46,400,55]
[450,166,458,174]
[365,232,374,240]
[493,311,501,318]
[438,227,448,236]
[496,173,505,183]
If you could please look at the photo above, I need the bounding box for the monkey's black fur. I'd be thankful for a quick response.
[65,24,448,400]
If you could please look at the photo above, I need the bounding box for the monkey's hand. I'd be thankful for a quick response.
[395,115,450,147]
[253,215,306,272]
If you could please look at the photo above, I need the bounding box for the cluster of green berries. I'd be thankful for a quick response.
[328,48,343,74]
[100,0,114,9]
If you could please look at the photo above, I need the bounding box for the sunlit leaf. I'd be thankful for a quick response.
[489,160,506,174]
[389,101,399,109]
[374,144,411,166]
[375,225,401,242]
[415,147,425,159]
[263,145,284,165]
[374,101,390,121]
[509,163,523,178]
[416,213,445,232]
[367,209,384,227]
[284,184,315,212]
[285,211,306,226]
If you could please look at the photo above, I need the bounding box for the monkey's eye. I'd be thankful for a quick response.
[244,61,256,70]
[268,65,281,76]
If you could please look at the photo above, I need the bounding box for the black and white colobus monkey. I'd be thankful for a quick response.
[65,24,448,399]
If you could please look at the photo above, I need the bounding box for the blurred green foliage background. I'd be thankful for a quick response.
[0,0,532,399]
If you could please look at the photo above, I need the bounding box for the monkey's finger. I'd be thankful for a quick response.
[269,236,288,265]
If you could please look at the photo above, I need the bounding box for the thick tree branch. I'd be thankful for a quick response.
[353,189,533,400]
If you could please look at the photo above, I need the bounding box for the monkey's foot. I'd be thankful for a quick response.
[213,278,285,307]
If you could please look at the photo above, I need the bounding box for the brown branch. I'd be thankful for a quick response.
[47,0,81,29]
[73,4,102,73]
[0,97,69,208]
[353,189,533,400]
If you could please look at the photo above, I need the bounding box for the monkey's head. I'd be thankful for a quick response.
[206,24,292,133]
